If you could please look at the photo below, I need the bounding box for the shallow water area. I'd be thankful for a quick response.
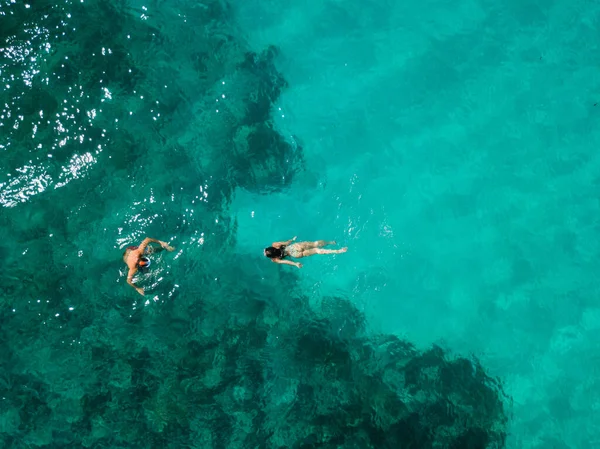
[233,0,600,447]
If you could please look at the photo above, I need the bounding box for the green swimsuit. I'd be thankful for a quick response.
[284,243,303,258]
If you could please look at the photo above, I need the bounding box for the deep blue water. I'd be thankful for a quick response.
[2,0,600,448]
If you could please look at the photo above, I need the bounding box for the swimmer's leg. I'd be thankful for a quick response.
[299,240,336,250]
[315,240,336,248]
[302,247,347,257]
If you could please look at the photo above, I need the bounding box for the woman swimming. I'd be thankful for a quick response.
[264,236,347,268]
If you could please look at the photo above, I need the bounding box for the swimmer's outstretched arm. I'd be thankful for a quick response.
[272,236,297,248]
[272,258,302,269]
[127,267,144,296]
[138,237,175,253]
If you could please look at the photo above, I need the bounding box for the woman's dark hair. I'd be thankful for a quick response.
[264,246,284,259]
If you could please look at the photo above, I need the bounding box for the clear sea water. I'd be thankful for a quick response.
[2,0,600,448]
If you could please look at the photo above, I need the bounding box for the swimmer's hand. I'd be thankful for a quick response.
[296,262,303,268]
[161,241,175,251]
[136,287,145,296]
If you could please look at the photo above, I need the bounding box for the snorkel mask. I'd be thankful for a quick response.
[138,256,151,268]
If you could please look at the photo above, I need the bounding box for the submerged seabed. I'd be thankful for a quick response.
[1,1,508,448]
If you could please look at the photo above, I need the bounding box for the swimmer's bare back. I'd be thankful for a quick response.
[263,236,347,268]
[123,237,175,295]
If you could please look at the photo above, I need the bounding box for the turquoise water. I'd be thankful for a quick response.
[234,1,600,447]
[1,0,599,447]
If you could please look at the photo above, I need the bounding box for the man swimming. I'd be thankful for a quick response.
[122,237,175,295]
[264,236,347,268]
